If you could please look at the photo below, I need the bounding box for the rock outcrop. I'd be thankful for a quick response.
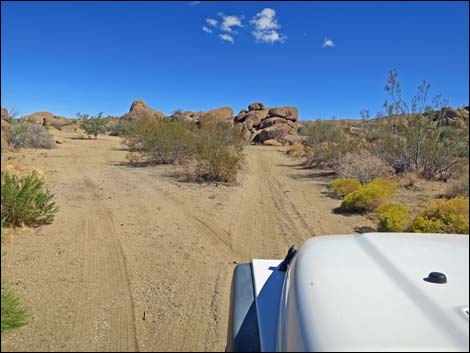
[20,112,75,129]
[170,107,234,127]
[234,103,300,145]
[121,100,165,122]
[434,106,469,129]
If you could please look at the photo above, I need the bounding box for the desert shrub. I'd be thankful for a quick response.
[1,171,58,227]
[193,123,244,183]
[1,286,27,333]
[335,150,393,184]
[107,119,133,136]
[286,144,305,158]
[375,203,411,232]
[368,70,468,180]
[402,172,418,190]
[300,120,346,145]
[123,118,196,164]
[77,113,108,139]
[303,142,344,169]
[7,121,55,149]
[329,178,361,197]
[446,174,469,198]
[409,197,469,234]
[341,178,398,212]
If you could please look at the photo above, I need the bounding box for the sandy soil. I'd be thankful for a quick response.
[1,130,374,352]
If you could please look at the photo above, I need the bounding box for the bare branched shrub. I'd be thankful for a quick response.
[7,121,56,149]
[335,150,393,184]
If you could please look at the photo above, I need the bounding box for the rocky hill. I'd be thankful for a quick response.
[120,100,165,122]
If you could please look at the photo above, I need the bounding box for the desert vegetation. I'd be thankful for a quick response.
[121,116,245,183]
[7,120,56,149]
[298,69,469,234]
[1,286,27,333]
[77,112,108,139]
[1,171,58,227]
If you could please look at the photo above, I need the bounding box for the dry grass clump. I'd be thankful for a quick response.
[286,144,305,158]
[335,150,393,184]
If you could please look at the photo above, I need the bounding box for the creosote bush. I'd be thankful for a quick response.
[1,171,58,227]
[375,203,411,232]
[193,123,244,183]
[7,121,56,149]
[123,118,196,165]
[329,178,361,198]
[340,178,398,212]
[409,196,469,234]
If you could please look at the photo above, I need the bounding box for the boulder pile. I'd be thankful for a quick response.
[171,107,234,127]
[434,106,469,129]
[234,102,300,145]
[20,111,75,129]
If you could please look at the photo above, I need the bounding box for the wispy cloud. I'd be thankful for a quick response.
[250,8,286,44]
[219,14,244,33]
[322,37,335,48]
[206,18,218,27]
[202,26,212,33]
[189,1,200,6]
[219,33,235,43]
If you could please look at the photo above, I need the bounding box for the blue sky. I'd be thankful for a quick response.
[1,1,469,120]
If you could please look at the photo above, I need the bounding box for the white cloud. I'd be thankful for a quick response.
[250,8,286,43]
[219,14,243,33]
[322,37,335,48]
[219,33,235,43]
[189,1,200,6]
[202,26,212,33]
[206,18,218,27]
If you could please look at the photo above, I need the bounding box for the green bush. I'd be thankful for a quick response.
[341,178,398,212]
[1,171,58,227]
[1,286,27,333]
[123,118,196,164]
[409,197,469,234]
[7,121,56,149]
[375,203,411,232]
[77,113,108,139]
[193,123,244,183]
[329,178,361,197]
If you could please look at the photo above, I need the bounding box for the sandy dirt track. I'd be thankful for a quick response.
[1,131,373,352]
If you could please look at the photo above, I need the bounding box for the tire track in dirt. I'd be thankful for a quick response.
[69,178,138,352]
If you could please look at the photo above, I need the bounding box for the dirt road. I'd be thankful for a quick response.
[1,131,373,352]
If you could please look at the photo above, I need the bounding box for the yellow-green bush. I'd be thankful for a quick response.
[329,178,361,197]
[375,203,411,232]
[340,178,398,212]
[409,197,469,234]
